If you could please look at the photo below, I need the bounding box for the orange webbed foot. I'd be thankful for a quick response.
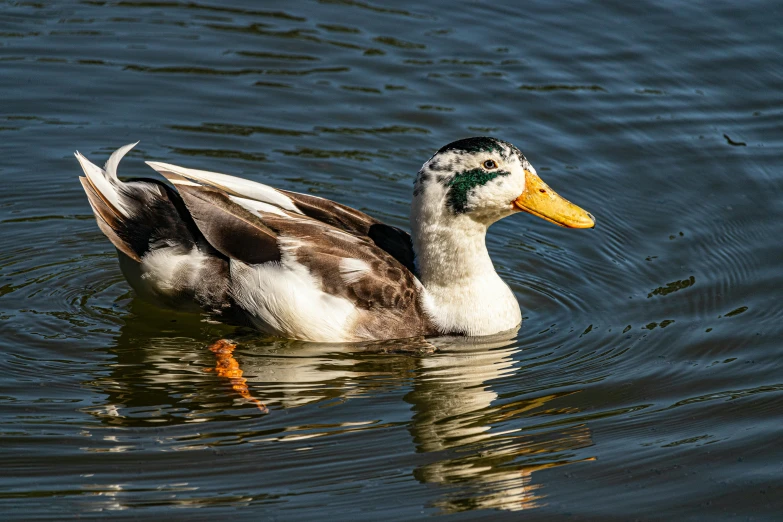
[207,339,268,413]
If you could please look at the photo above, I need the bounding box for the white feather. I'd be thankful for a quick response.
[104,141,139,181]
[75,145,137,217]
[230,256,357,343]
[139,247,209,296]
[145,161,303,214]
[228,195,288,217]
[115,246,212,309]
[167,178,200,187]
[339,258,371,285]
[76,143,161,218]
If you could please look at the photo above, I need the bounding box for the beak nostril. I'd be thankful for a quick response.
[539,189,546,193]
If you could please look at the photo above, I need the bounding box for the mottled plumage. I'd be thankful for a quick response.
[76,137,594,342]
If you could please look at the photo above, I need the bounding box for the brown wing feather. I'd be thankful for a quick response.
[279,190,416,274]
[144,162,416,272]
[258,213,436,339]
[172,183,281,265]
[153,170,432,339]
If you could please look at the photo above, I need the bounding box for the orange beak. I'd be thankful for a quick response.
[513,169,595,229]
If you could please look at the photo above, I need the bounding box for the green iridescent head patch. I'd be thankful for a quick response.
[445,167,510,214]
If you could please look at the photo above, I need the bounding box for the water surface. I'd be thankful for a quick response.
[1,0,782,519]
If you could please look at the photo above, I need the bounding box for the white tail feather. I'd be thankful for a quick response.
[75,143,139,218]
[104,141,139,180]
[146,161,303,214]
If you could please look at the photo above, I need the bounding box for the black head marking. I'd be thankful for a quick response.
[437,136,504,155]
[438,136,526,162]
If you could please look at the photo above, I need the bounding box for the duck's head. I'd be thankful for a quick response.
[412,136,595,229]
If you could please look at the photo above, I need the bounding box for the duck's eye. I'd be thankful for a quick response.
[483,159,497,169]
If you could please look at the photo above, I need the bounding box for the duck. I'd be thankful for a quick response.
[76,137,594,343]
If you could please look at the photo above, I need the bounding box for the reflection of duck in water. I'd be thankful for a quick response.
[91,311,592,512]
[88,300,421,422]
[405,333,594,512]
[76,137,593,342]
[203,331,593,511]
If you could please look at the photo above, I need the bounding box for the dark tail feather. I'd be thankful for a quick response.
[79,175,142,261]
[76,144,211,261]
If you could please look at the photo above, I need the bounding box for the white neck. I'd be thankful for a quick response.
[411,212,521,336]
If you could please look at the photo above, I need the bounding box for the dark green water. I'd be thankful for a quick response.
[1,1,782,519]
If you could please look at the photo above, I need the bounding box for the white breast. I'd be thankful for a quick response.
[422,273,522,337]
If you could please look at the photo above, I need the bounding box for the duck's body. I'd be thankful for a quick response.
[76,137,593,342]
